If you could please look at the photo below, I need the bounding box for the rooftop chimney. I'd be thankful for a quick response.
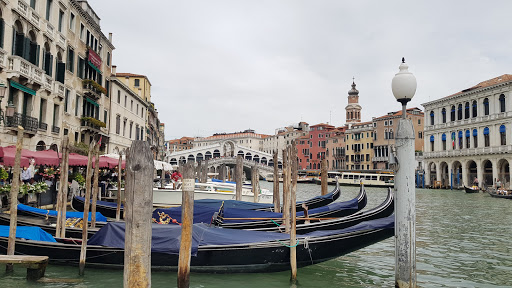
[109,33,112,43]
[112,65,117,76]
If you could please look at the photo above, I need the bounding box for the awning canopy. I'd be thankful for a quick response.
[10,80,36,95]
[442,134,446,141]
[500,125,506,133]
[88,61,102,75]
[85,97,99,107]
[483,127,490,135]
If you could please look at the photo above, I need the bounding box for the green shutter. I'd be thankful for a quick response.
[0,19,4,48]
[23,37,30,60]
[11,27,15,54]
[36,45,40,66]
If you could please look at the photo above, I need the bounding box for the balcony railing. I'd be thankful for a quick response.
[7,56,44,86]
[51,125,60,134]
[5,112,38,132]
[424,145,512,158]
[80,118,105,133]
[54,81,64,99]
[82,82,103,100]
[38,121,48,131]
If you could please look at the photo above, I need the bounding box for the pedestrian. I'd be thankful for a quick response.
[165,171,171,184]
[21,166,31,184]
[171,170,182,189]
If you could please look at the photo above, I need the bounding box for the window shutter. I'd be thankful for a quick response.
[49,54,53,77]
[36,45,40,66]
[57,61,65,83]
[11,27,15,54]
[23,36,31,60]
[0,19,4,48]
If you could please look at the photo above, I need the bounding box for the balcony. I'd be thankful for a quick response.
[81,117,106,134]
[372,156,389,162]
[424,145,512,159]
[57,32,66,49]
[54,81,64,99]
[38,121,48,131]
[5,112,39,133]
[44,21,55,40]
[82,80,105,100]
[51,125,60,134]
[7,56,44,87]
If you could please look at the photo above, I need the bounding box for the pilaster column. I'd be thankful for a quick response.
[461,160,468,187]
[491,158,499,185]
[436,161,442,185]
[476,160,483,189]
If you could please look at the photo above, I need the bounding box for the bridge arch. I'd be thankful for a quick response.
[253,155,260,163]
[187,155,195,162]
[213,149,220,158]
[222,141,236,157]
[205,151,212,160]
[245,152,252,160]
[196,153,204,163]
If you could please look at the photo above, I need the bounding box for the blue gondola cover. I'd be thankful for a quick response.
[0,225,56,242]
[18,203,107,222]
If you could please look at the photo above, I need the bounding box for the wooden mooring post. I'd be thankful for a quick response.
[116,151,123,221]
[6,126,24,273]
[290,141,298,282]
[79,140,96,276]
[91,143,100,228]
[252,165,259,203]
[178,162,195,288]
[124,141,153,288]
[56,135,70,238]
[235,155,243,201]
[321,159,328,195]
[282,148,290,233]
[272,152,280,212]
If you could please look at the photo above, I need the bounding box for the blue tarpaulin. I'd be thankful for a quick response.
[88,215,394,256]
[153,196,358,224]
[0,226,57,242]
[18,203,107,222]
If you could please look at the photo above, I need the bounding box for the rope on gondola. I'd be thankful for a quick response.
[277,238,299,248]
[271,219,281,226]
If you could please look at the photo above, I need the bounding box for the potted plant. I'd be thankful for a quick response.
[0,167,8,185]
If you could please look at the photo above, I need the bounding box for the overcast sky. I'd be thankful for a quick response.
[88,0,511,140]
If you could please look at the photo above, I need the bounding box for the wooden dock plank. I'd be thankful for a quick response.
[0,255,48,280]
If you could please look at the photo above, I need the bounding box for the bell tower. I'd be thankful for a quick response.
[345,78,362,125]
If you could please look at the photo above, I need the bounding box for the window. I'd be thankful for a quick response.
[66,47,74,72]
[418,131,423,139]
[123,119,127,136]
[80,23,85,41]
[30,0,36,9]
[104,110,108,124]
[458,131,463,149]
[117,91,121,103]
[115,115,120,134]
[500,125,506,145]
[441,108,446,123]
[419,118,422,125]
[69,13,75,31]
[389,120,393,126]
[75,95,80,116]
[384,129,388,140]
[77,57,84,78]
[484,127,490,147]
[466,130,470,148]
[473,129,478,148]
[451,132,456,149]
[430,111,434,125]
[451,105,455,121]
[389,129,394,139]
[472,101,477,117]
[124,95,127,107]
[500,94,505,113]
[464,102,470,119]
[129,122,133,139]
[136,124,140,140]
[457,104,462,120]
[131,100,133,111]
[134,79,140,87]
[136,104,139,115]
[442,133,446,150]
[46,0,52,21]
[106,52,110,66]
[384,121,388,126]
[484,98,489,115]
[430,135,434,152]
[64,89,69,113]
[58,9,64,32]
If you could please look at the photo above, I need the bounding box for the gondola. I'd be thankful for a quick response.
[487,188,512,199]
[464,186,480,193]
[251,187,394,234]
[72,183,342,219]
[152,185,366,230]
[0,215,394,273]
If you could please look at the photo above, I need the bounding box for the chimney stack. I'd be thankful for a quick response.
[112,65,117,76]
[109,33,113,43]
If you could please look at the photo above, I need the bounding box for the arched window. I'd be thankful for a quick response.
[389,129,394,139]
[464,102,470,119]
[451,105,456,121]
[451,132,456,149]
[465,130,470,148]
[430,135,434,152]
[458,131,463,149]
[500,125,506,145]
[0,14,4,49]
[442,133,446,150]
[384,129,388,140]
[483,127,490,147]
[472,101,477,118]
[441,108,446,123]
[430,111,434,125]
[483,98,489,115]
[473,129,478,148]
[115,115,120,134]
[457,104,463,120]
[499,94,505,113]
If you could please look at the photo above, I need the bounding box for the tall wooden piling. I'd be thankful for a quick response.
[79,140,96,276]
[219,164,225,182]
[290,141,298,282]
[252,165,259,203]
[124,141,153,288]
[116,152,123,221]
[282,148,290,233]
[321,159,328,195]
[235,155,243,201]
[272,152,280,212]
[178,162,195,288]
[56,136,70,238]
[6,126,24,272]
[90,142,100,228]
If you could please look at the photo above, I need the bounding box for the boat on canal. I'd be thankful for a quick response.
[315,171,394,188]
[0,215,394,273]
[486,187,512,199]
[464,185,480,193]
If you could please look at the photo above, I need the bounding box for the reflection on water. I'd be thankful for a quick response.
[0,183,511,287]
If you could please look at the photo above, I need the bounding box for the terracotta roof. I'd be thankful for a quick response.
[444,74,512,98]
[116,73,147,78]
[310,123,335,128]
[373,107,424,120]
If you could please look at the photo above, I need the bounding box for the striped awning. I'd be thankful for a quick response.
[10,80,35,95]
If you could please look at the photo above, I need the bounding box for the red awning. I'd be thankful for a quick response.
[0,146,31,167]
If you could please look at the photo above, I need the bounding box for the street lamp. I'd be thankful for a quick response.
[391,58,417,288]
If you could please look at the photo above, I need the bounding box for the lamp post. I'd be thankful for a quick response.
[391,58,417,288]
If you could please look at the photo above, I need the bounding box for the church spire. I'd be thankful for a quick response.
[345,78,362,125]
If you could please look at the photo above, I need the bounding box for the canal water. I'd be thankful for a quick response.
[0,183,511,287]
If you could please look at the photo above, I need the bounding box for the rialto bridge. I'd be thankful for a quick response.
[165,141,283,178]
[423,146,512,189]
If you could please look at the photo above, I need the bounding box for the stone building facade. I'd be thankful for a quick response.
[262,122,309,157]
[422,74,512,188]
